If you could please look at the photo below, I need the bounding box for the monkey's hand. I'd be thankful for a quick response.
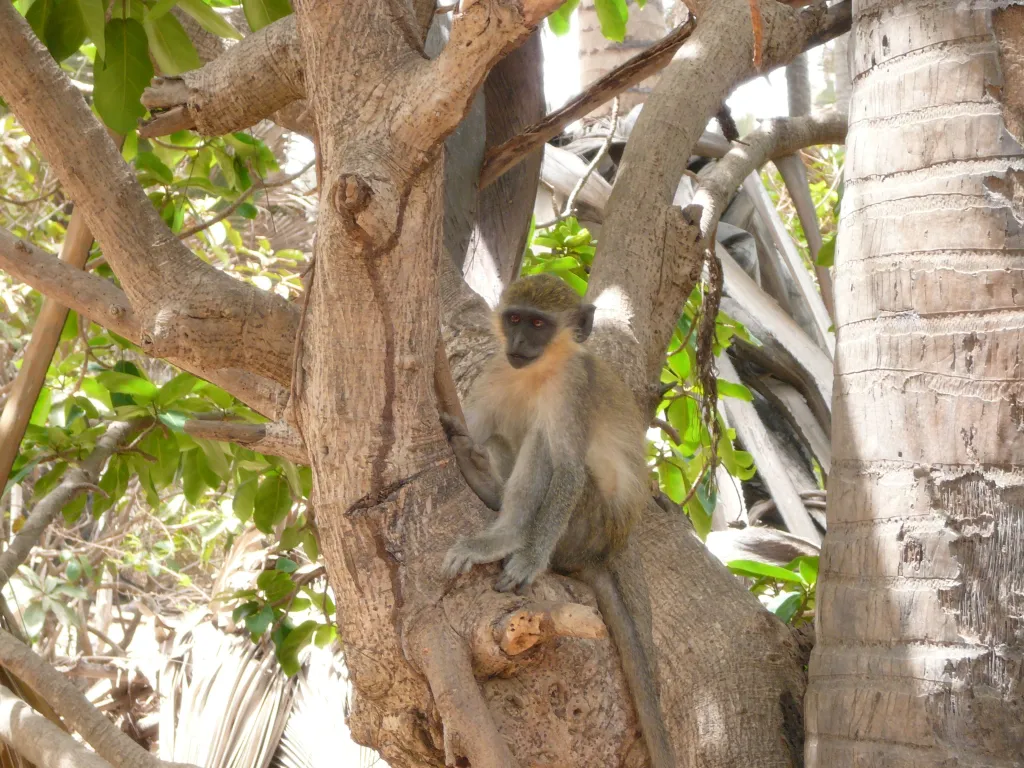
[440,412,503,512]
[494,550,545,593]
[442,528,521,579]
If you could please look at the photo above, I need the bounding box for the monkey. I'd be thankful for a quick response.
[441,273,676,768]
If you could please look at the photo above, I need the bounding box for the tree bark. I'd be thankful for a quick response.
[806,3,1024,765]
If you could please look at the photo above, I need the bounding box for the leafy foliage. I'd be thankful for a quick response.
[523,217,756,539]
[0,97,321,668]
[727,556,818,626]
[548,0,645,41]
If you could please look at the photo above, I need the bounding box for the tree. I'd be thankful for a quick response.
[3,0,1017,766]
[805,3,1024,765]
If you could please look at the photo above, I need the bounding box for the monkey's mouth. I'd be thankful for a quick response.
[507,353,536,369]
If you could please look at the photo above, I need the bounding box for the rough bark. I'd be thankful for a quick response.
[805,3,1024,765]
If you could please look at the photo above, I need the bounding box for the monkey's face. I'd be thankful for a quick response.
[501,307,558,368]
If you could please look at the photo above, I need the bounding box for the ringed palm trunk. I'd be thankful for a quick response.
[806,2,1024,765]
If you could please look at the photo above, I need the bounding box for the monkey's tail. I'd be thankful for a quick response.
[581,566,676,768]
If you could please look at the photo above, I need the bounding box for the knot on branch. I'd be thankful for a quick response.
[330,173,401,249]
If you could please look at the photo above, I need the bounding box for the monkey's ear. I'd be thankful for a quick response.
[576,304,596,342]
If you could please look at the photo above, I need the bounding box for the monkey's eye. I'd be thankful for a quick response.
[531,318,545,328]
[509,314,521,325]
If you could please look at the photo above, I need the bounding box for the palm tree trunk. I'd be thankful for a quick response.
[806,2,1024,765]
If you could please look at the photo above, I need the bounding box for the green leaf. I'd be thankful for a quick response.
[717,380,753,402]
[143,11,200,75]
[279,525,301,551]
[314,623,336,648]
[22,603,45,635]
[177,0,241,39]
[158,411,189,432]
[140,429,180,488]
[94,455,129,516]
[47,0,87,60]
[797,556,819,587]
[816,235,835,267]
[253,473,291,534]
[276,620,316,677]
[545,0,578,32]
[244,604,275,638]
[593,0,627,42]
[145,0,178,20]
[94,18,153,134]
[726,559,803,584]
[241,0,291,32]
[32,461,67,499]
[232,477,257,522]
[62,493,87,524]
[156,372,198,407]
[232,600,259,623]
[275,557,298,573]
[134,151,174,184]
[29,388,52,427]
[768,592,803,624]
[236,201,258,219]
[301,529,319,562]
[181,448,207,504]
[96,371,157,401]
[256,570,292,601]
[194,437,231,481]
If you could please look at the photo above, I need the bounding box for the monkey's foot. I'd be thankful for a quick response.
[494,551,545,593]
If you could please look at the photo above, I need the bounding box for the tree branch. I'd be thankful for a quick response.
[183,419,307,464]
[0,685,112,768]
[0,1,298,386]
[586,0,841,399]
[691,111,847,238]
[479,18,695,188]
[481,0,852,189]
[0,205,100,494]
[140,16,304,138]
[0,230,290,418]
[0,630,196,768]
[0,421,142,591]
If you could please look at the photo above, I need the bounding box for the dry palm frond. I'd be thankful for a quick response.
[158,622,295,768]
[273,646,381,768]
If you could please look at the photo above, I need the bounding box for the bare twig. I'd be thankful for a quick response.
[177,160,315,240]
[536,98,621,229]
[480,20,696,188]
[0,186,60,206]
[480,0,852,188]
[0,420,142,591]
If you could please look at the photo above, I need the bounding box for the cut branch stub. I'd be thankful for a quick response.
[497,602,608,656]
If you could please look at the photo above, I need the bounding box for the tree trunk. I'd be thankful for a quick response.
[806,3,1024,765]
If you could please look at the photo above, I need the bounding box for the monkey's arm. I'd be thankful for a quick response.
[494,455,586,593]
[440,412,503,511]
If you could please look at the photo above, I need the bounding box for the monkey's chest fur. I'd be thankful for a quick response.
[466,345,647,571]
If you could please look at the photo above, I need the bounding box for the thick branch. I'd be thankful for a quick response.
[141,16,304,138]
[692,111,847,236]
[0,630,196,768]
[400,0,563,156]
[0,686,112,768]
[0,2,298,385]
[0,231,289,417]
